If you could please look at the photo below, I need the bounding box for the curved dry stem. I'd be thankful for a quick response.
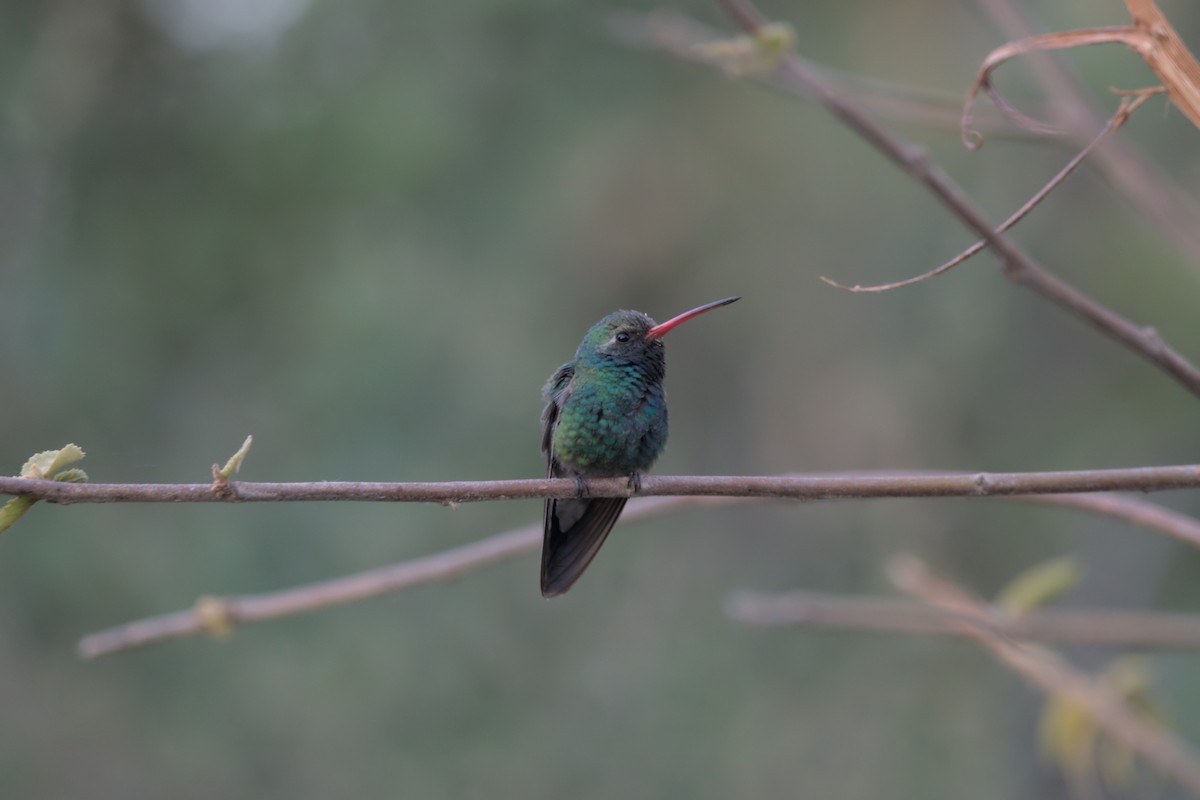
[962,27,1140,149]
[965,1,1200,145]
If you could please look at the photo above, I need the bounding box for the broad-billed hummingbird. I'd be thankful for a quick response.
[540,296,740,597]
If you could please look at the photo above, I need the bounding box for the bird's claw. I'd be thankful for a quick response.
[626,472,642,494]
[574,475,589,498]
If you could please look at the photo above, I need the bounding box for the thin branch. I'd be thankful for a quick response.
[698,0,1200,399]
[1017,491,1200,549]
[80,527,538,659]
[79,489,1200,658]
[6,464,1200,505]
[727,590,1200,650]
[821,90,1160,293]
[889,555,1200,794]
[77,495,746,659]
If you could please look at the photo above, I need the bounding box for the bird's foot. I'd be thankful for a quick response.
[626,472,643,494]
[574,475,590,498]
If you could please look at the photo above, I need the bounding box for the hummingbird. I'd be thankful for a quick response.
[540,296,740,597]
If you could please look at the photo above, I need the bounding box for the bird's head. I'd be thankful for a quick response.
[575,297,741,364]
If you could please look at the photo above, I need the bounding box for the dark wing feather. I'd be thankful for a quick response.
[541,362,574,458]
[540,360,625,596]
[541,497,628,597]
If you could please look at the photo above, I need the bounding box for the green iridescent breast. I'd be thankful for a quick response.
[552,361,668,476]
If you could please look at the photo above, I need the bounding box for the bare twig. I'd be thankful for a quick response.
[79,526,539,659]
[727,590,1200,650]
[77,495,745,659]
[821,90,1160,293]
[698,0,1200,399]
[6,464,1200,506]
[79,489,1200,658]
[890,556,1200,794]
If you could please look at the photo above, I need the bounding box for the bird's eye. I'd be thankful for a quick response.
[615,332,631,343]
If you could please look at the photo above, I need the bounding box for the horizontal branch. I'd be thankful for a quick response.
[79,490,1200,658]
[6,464,1200,506]
[727,590,1200,649]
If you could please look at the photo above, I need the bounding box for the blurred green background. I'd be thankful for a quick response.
[3,0,1200,797]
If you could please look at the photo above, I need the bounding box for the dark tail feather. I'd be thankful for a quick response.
[541,497,628,597]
